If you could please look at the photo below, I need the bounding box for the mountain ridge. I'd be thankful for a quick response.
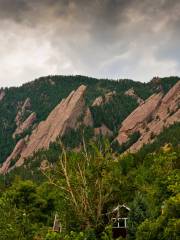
[0,77,179,174]
[0,75,179,173]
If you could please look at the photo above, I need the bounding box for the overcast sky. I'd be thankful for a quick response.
[0,0,180,87]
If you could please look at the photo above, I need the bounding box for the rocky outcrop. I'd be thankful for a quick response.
[15,98,31,127]
[13,112,37,138]
[16,85,88,167]
[83,108,93,127]
[124,88,144,105]
[117,81,180,152]
[0,90,5,101]
[94,124,113,137]
[92,91,116,107]
[0,139,26,174]
[0,85,88,173]
[117,92,163,144]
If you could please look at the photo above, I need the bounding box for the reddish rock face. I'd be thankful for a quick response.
[0,85,88,173]
[13,112,37,138]
[0,139,26,174]
[15,98,31,127]
[124,88,144,105]
[92,91,116,107]
[83,108,93,127]
[117,81,180,153]
[117,92,163,144]
[15,85,87,167]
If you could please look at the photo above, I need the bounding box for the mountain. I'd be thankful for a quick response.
[0,75,179,174]
[0,75,179,240]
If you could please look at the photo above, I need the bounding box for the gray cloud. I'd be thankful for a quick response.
[0,0,179,87]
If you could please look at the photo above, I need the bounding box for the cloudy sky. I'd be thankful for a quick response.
[0,0,180,87]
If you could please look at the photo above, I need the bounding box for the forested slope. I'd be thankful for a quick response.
[0,75,179,164]
[0,75,179,239]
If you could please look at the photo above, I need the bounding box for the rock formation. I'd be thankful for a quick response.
[13,112,37,138]
[124,88,144,105]
[83,108,93,127]
[15,98,31,127]
[92,91,116,107]
[0,139,26,174]
[117,81,180,152]
[0,90,5,101]
[1,81,179,174]
[0,85,89,173]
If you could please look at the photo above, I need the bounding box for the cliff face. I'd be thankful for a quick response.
[15,98,31,127]
[0,85,89,172]
[13,112,37,138]
[124,88,144,105]
[92,91,116,107]
[0,139,26,174]
[117,81,180,152]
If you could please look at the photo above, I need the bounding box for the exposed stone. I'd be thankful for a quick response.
[0,139,26,174]
[1,85,89,173]
[162,81,180,104]
[83,108,93,127]
[0,90,5,101]
[94,124,113,137]
[15,98,31,127]
[117,92,163,144]
[13,85,87,167]
[92,91,116,107]
[117,81,180,153]
[124,88,144,104]
[13,112,37,138]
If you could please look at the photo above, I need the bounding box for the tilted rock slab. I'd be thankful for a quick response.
[117,81,180,152]
[13,112,37,138]
[124,88,144,105]
[15,98,31,127]
[117,92,163,144]
[92,91,116,107]
[0,139,26,174]
[1,85,88,173]
[83,108,93,127]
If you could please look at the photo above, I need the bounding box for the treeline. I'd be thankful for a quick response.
[0,130,179,239]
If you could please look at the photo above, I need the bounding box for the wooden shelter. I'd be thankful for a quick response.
[110,204,130,239]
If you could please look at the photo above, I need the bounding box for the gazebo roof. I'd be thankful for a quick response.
[112,204,131,212]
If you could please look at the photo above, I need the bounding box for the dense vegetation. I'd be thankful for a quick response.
[0,136,179,239]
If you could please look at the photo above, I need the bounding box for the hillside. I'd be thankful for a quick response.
[0,76,179,170]
[0,75,179,240]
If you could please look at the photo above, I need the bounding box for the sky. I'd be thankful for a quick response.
[0,0,180,87]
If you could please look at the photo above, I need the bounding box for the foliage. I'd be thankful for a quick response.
[112,131,140,153]
[43,141,119,230]
[91,94,138,132]
[0,106,179,240]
